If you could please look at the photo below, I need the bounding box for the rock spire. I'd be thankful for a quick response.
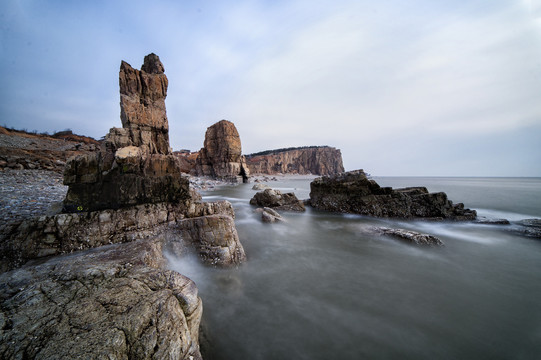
[194,120,250,183]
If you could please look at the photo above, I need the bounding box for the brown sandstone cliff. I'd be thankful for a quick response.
[245,146,344,175]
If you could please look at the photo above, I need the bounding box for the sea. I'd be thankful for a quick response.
[167,176,541,360]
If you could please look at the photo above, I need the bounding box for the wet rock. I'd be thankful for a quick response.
[474,217,511,225]
[194,120,250,183]
[252,183,270,190]
[246,146,344,175]
[372,227,444,246]
[250,188,306,212]
[0,239,202,360]
[255,207,284,223]
[175,215,246,267]
[512,218,541,238]
[310,170,476,220]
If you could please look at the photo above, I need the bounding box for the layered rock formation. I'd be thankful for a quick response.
[0,239,203,360]
[63,53,189,212]
[194,120,250,182]
[245,146,344,175]
[372,227,444,245]
[309,170,477,220]
[250,188,306,212]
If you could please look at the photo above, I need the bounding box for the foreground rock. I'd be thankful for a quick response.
[63,53,190,212]
[0,199,241,272]
[512,219,541,238]
[245,146,345,175]
[250,188,306,212]
[194,120,250,183]
[310,170,476,220]
[0,239,202,360]
[372,227,444,246]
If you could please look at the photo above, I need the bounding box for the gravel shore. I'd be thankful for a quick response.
[0,169,66,228]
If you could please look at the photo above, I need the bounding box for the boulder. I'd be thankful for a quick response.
[372,227,444,246]
[175,214,246,267]
[194,120,250,183]
[249,188,306,212]
[0,239,202,360]
[309,170,476,220]
[252,183,271,190]
[255,207,284,223]
[63,54,189,213]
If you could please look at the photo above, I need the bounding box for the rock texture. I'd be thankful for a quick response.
[245,146,344,175]
[0,199,238,273]
[63,53,189,213]
[0,239,203,360]
[175,215,246,266]
[310,170,477,220]
[255,207,284,223]
[194,120,250,183]
[372,227,444,246]
[250,188,306,212]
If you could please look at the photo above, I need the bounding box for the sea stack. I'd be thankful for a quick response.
[194,120,250,183]
[62,53,190,212]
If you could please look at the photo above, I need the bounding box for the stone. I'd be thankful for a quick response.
[174,215,246,267]
[511,218,541,238]
[194,120,250,183]
[0,239,202,360]
[474,217,511,225]
[0,199,239,273]
[309,169,477,220]
[245,146,345,175]
[252,183,271,190]
[255,207,284,223]
[372,227,444,246]
[63,54,190,212]
[249,188,306,212]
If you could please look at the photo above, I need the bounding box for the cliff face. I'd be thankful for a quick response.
[245,146,345,176]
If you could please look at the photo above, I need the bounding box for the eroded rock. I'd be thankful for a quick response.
[372,227,444,246]
[246,146,345,175]
[194,120,250,183]
[0,239,202,360]
[310,170,476,220]
[250,188,306,212]
[63,54,189,213]
[255,207,284,223]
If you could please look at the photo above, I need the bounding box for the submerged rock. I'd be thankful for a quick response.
[512,218,541,238]
[474,217,511,225]
[0,239,202,360]
[309,170,476,220]
[255,207,284,223]
[252,183,271,190]
[194,120,250,183]
[372,227,444,246]
[250,188,306,212]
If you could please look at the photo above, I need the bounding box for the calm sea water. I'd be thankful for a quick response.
[168,177,541,360]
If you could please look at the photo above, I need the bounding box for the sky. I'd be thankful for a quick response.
[1,0,540,176]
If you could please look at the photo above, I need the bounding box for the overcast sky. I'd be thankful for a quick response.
[1,0,540,176]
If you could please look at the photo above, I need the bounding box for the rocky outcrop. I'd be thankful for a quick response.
[0,199,238,272]
[63,53,189,213]
[250,188,306,212]
[0,238,203,360]
[194,120,250,183]
[245,146,344,175]
[309,170,477,220]
[372,227,444,246]
[176,215,246,266]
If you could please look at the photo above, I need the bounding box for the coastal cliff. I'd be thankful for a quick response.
[245,146,344,175]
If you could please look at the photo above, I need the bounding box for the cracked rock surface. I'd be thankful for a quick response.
[0,238,202,360]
